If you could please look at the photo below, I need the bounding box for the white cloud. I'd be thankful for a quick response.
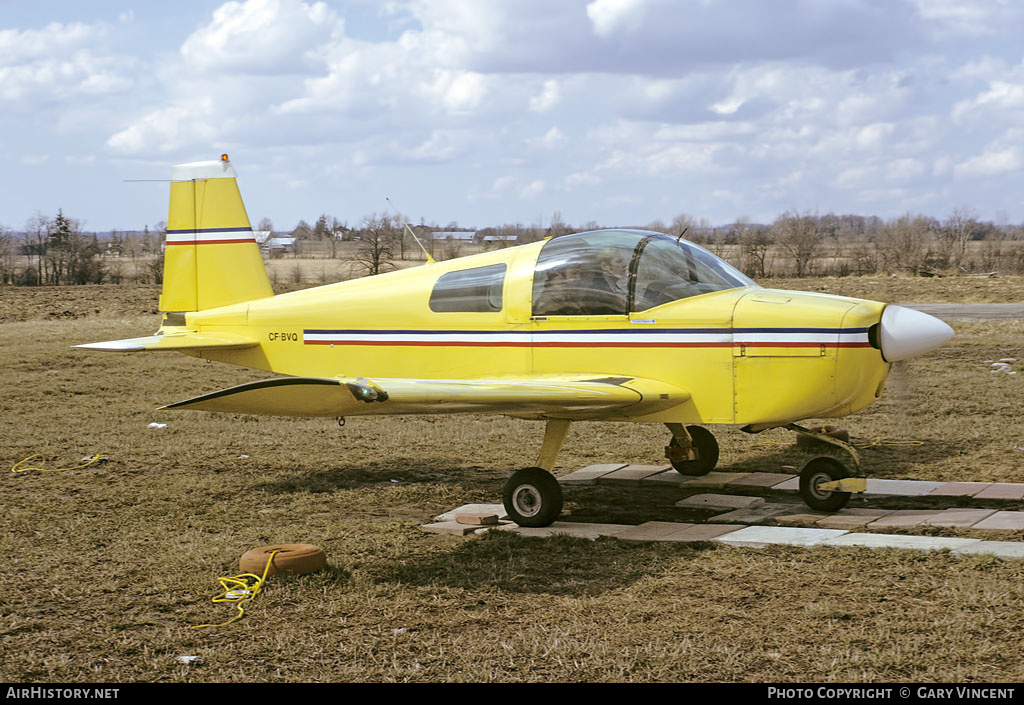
[107,102,219,153]
[586,0,648,38]
[408,130,463,162]
[954,147,1022,179]
[834,166,875,189]
[952,75,1024,124]
[909,0,1024,37]
[855,123,896,150]
[541,127,567,149]
[654,123,757,142]
[429,70,488,114]
[886,158,926,182]
[519,179,546,199]
[710,97,744,116]
[492,175,517,192]
[529,80,560,113]
[180,0,340,74]
[949,56,1007,83]
[0,22,97,64]
[5,0,1022,230]
[0,22,134,104]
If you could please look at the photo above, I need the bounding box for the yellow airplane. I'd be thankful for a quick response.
[78,156,954,526]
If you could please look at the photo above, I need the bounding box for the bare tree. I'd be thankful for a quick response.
[548,211,571,239]
[24,213,49,285]
[644,219,670,234]
[0,225,14,285]
[440,237,463,261]
[352,213,398,276]
[123,233,144,283]
[877,213,934,274]
[671,213,696,238]
[42,211,104,285]
[147,222,166,284]
[941,207,979,270]
[774,211,821,277]
[328,217,348,259]
[735,217,770,279]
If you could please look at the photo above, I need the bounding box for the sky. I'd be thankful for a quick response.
[2,0,1024,233]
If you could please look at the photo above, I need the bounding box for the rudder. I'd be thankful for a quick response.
[161,155,273,312]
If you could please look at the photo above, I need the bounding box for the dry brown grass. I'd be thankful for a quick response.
[1,284,1023,683]
[763,274,1024,304]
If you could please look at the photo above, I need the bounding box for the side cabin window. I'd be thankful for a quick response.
[532,232,634,316]
[429,264,506,313]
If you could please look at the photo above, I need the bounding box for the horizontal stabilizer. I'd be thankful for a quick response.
[161,374,690,419]
[74,331,258,353]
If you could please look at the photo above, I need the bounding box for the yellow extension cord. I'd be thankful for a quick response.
[11,453,108,473]
[750,433,924,449]
[191,551,280,630]
[854,438,925,448]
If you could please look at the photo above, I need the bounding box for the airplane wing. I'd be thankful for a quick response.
[74,332,258,352]
[160,374,690,420]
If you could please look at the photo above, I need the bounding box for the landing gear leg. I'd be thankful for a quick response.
[665,423,719,476]
[502,419,569,527]
[786,423,866,512]
[536,419,571,473]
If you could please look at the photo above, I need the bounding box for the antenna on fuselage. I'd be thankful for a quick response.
[385,197,436,265]
[675,226,689,243]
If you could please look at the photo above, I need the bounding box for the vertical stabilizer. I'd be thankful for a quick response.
[160,156,274,312]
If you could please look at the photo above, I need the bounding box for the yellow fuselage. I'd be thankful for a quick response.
[179,241,890,427]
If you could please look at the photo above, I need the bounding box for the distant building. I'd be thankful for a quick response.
[252,230,273,246]
[264,237,296,255]
[432,231,478,242]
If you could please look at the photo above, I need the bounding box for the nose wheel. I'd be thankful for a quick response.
[798,457,854,512]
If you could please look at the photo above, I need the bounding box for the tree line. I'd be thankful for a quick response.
[0,211,119,286]
[272,207,1024,279]
[2,207,1023,287]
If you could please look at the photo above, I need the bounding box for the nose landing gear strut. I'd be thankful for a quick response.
[786,423,867,512]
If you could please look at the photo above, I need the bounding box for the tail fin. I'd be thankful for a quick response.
[160,155,273,312]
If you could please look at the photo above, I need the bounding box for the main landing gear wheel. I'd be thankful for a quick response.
[503,467,563,528]
[669,425,720,476]
[799,457,853,512]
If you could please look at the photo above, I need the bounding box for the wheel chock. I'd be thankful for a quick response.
[816,477,867,493]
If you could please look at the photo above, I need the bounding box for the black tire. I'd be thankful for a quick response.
[669,425,719,476]
[799,457,852,512]
[503,467,563,528]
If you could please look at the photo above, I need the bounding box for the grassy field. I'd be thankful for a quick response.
[1,280,1023,683]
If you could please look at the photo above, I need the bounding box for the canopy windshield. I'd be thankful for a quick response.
[532,229,756,316]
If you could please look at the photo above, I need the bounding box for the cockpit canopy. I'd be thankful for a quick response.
[532,229,757,316]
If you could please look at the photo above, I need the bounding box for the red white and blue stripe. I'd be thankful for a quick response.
[302,327,872,349]
[165,227,256,246]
